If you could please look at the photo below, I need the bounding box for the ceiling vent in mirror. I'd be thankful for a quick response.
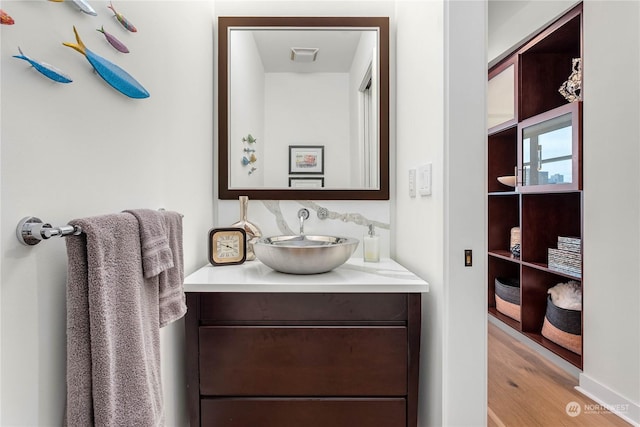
[290,47,319,62]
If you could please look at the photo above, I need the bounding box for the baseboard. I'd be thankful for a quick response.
[487,314,581,379]
[577,373,640,426]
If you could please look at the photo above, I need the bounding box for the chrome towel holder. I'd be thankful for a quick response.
[16,216,83,246]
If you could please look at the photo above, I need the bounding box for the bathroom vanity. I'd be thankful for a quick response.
[183,259,428,427]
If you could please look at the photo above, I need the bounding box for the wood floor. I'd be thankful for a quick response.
[488,321,631,427]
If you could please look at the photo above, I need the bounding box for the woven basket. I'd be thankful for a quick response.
[541,296,582,355]
[495,294,521,322]
[495,277,521,321]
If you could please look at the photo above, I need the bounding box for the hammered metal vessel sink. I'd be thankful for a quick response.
[253,235,359,274]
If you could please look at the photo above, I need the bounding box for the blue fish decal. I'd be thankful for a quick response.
[13,47,73,83]
[63,26,149,99]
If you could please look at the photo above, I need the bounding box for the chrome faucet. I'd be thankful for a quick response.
[297,208,310,235]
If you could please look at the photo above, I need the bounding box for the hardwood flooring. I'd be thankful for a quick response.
[488,321,631,427]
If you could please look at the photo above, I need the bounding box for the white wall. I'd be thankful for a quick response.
[0,1,215,425]
[395,1,445,424]
[349,30,378,187]
[489,1,640,424]
[229,30,266,187]
[395,1,487,425]
[582,1,640,423]
[264,73,351,188]
[488,0,577,64]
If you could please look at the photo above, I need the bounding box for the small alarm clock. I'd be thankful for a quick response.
[208,227,247,266]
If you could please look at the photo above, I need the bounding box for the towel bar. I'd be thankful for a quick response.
[16,216,83,246]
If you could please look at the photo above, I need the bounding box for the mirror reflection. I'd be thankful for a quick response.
[219,17,389,199]
[229,27,379,190]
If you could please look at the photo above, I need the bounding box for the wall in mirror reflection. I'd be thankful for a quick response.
[229,28,379,190]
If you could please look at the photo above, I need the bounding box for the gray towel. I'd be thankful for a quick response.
[124,209,174,279]
[124,209,186,327]
[65,213,164,427]
[156,210,186,328]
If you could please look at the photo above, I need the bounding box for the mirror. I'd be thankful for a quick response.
[218,17,389,200]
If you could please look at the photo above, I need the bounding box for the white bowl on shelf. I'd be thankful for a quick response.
[497,175,516,187]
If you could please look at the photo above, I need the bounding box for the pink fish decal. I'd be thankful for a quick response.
[107,2,137,32]
[1,9,15,25]
[97,26,129,53]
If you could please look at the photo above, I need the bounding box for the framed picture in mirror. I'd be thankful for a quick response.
[289,177,325,188]
[289,145,324,174]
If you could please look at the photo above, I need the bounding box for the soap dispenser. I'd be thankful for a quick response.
[363,224,380,262]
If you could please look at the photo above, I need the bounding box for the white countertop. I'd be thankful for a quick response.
[184,258,429,293]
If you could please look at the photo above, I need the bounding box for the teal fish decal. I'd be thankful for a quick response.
[242,134,257,144]
[63,26,149,99]
[13,47,73,83]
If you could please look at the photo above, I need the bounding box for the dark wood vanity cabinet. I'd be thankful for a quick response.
[185,292,421,427]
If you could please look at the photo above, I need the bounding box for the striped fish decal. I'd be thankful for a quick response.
[108,1,137,32]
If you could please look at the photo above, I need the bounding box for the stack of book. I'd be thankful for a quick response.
[548,236,582,278]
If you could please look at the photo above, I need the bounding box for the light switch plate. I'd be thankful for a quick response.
[409,169,416,198]
[418,163,432,196]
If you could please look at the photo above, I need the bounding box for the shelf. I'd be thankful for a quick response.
[488,249,520,263]
[523,331,582,369]
[488,126,518,193]
[489,308,521,332]
[522,260,582,281]
[518,6,582,120]
[521,192,581,264]
[488,195,519,253]
[488,191,518,196]
[487,3,583,370]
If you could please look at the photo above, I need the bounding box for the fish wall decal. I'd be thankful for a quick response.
[13,47,73,83]
[108,1,137,32]
[1,9,15,25]
[49,0,97,16]
[63,26,149,98]
[97,26,129,53]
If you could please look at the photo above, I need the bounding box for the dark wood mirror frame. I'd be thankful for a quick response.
[218,16,389,200]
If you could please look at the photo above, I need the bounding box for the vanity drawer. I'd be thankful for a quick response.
[199,293,408,323]
[201,398,407,427]
[199,326,407,396]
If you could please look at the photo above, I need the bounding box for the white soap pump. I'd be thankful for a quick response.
[363,223,380,263]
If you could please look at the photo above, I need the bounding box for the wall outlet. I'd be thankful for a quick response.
[418,163,432,196]
[409,169,416,198]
